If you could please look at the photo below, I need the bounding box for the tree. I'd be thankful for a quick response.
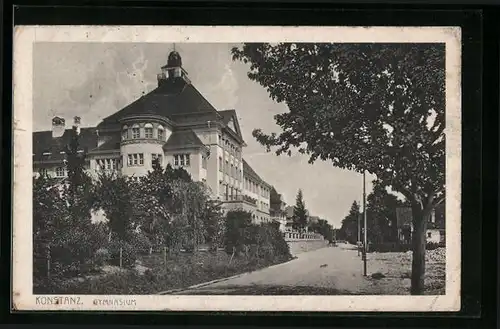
[309,218,334,242]
[94,171,134,242]
[338,201,361,245]
[292,189,308,233]
[232,43,445,294]
[224,210,253,254]
[365,181,403,244]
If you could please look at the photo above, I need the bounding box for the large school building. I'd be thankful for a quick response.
[32,50,272,223]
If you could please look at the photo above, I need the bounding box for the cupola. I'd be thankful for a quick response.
[157,48,191,86]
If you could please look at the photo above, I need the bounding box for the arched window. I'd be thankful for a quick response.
[132,124,140,139]
[157,125,165,141]
[144,123,153,138]
[122,125,129,140]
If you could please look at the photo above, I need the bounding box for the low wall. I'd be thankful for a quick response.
[287,239,328,256]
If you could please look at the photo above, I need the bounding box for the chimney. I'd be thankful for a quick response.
[73,116,81,135]
[52,116,65,138]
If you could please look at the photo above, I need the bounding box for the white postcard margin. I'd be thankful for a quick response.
[12,26,461,312]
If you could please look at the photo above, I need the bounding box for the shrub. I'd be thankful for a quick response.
[93,248,111,267]
[107,240,137,268]
[223,210,253,254]
[130,233,153,255]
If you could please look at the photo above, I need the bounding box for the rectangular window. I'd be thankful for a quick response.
[145,128,153,139]
[152,153,163,166]
[202,156,207,169]
[230,164,234,177]
[132,128,140,139]
[158,129,164,141]
[219,157,223,171]
[173,154,190,167]
[55,166,66,177]
[225,160,229,174]
[122,129,128,140]
[128,154,144,166]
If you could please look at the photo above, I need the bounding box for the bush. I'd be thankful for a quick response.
[130,233,153,255]
[223,210,253,254]
[93,248,111,267]
[107,240,137,268]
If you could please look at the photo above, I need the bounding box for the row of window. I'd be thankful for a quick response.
[219,183,240,201]
[96,158,119,170]
[122,124,165,141]
[260,201,269,211]
[219,134,241,157]
[38,167,67,178]
[245,178,261,194]
[173,154,190,167]
[218,157,243,180]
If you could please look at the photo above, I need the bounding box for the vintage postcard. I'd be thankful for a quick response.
[12,26,461,312]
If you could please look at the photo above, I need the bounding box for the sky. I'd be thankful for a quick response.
[33,42,376,228]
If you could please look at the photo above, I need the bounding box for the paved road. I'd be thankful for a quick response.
[173,244,376,295]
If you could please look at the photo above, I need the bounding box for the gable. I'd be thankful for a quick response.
[227,117,237,134]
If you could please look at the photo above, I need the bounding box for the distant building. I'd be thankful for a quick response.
[395,203,445,245]
[32,50,272,223]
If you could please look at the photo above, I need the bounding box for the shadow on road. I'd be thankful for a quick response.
[174,285,352,295]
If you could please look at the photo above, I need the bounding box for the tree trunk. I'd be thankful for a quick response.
[410,205,430,295]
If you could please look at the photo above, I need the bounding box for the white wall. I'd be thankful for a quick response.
[426,229,441,244]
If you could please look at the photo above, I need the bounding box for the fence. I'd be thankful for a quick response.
[283,231,324,241]
[35,244,227,279]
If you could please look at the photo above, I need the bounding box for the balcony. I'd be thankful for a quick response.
[221,194,257,205]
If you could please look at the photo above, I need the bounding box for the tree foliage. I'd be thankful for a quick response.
[366,181,404,244]
[309,218,334,242]
[232,43,445,294]
[232,43,445,209]
[338,201,361,245]
[292,189,308,232]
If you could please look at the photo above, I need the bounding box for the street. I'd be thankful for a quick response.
[169,243,441,295]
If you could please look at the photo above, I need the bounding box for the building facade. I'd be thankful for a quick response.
[33,51,271,223]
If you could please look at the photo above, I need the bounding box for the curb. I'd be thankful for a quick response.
[157,257,298,295]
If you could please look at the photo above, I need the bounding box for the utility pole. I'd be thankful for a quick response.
[357,212,361,257]
[362,170,367,276]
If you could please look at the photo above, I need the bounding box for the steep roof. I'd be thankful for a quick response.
[89,134,121,153]
[243,158,271,188]
[163,129,205,151]
[218,109,243,139]
[33,128,97,162]
[99,79,219,127]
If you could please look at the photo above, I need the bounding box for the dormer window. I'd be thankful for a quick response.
[144,123,153,139]
[132,124,140,139]
[158,125,165,141]
[122,125,129,140]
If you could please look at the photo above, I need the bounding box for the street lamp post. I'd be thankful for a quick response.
[357,212,361,257]
[362,170,367,276]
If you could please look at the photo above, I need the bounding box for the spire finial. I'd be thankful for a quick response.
[173,43,176,52]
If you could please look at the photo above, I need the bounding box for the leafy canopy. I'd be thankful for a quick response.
[232,43,445,211]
